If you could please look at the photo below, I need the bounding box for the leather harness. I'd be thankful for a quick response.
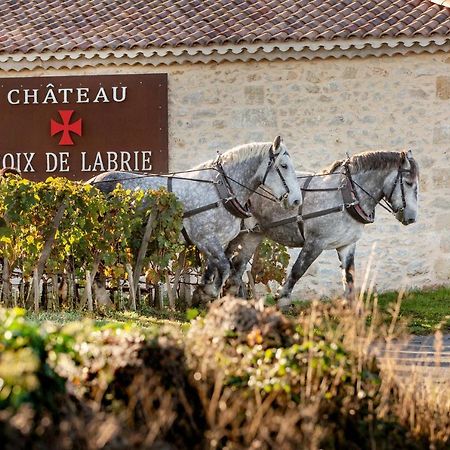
[166,164,254,220]
[260,155,411,238]
[260,164,381,238]
[167,144,290,221]
[166,145,291,243]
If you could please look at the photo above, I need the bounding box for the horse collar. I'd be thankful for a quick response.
[341,163,375,224]
[214,161,252,219]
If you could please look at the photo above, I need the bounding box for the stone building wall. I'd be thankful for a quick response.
[2,51,449,297]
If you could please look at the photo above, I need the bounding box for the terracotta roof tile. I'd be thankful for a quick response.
[0,0,449,55]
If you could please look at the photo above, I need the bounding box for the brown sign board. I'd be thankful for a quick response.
[0,74,168,181]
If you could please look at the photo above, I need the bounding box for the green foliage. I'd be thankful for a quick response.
[252,238,290,286]
[138,187,184,281]
[0,302,448,449]
[0,175,184,305]
[0,308,66,410]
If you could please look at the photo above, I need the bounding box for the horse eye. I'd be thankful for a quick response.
[280,163,288,169]
[405,181,413,187]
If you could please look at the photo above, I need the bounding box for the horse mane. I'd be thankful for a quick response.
[194,142,274,169]
[324,151,419,178]
[0,167,21,178]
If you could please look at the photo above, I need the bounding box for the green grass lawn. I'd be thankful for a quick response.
[25,286,450,335]
[28,306,189,332]
[376,286,450,334]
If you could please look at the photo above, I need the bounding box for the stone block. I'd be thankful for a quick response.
[433,168,450,189]
[233,108,277,128]
[433,125,450,145]
[441,235,450,253]
[436,76,450,100]
[343,66,358,79]
[434,256,450,281]
[244,86,265,105]
[434,213,450,231]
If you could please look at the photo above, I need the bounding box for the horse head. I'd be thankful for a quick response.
[383,150,419,225]
[257,136,302,210]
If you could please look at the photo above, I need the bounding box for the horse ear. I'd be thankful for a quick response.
[273,135,282,151]
[406,149,413,159]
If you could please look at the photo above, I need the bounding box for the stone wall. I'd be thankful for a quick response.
[2,51,449,297]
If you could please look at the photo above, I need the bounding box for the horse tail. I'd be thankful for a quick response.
[0,167,21,178]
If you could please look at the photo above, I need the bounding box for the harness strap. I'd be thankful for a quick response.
[183,201,222,218]
[181,227,193,246]
[301,187,341,192]
[387,154,408,211]
[261,144,291,199]
[167,175,173,193]
[180,164,252,220]
[303,205,346,220]
[342,163,375,224]
[261,205,346,230]
[298,176,313,239]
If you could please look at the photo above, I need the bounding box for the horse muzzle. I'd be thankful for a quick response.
[280,192,302,210]
[396,209,416,225]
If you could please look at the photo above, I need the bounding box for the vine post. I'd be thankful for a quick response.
[29,202,67,311]
[133,210,157,296]
[126,263,137,311]
[85,270,93,311]
[1,258,12,307]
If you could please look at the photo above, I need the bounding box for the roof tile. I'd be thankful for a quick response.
[0,0,448,55]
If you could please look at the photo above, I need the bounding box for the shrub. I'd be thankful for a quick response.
[0,300,448,449]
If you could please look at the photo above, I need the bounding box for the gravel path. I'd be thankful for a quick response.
[373,334,450,385]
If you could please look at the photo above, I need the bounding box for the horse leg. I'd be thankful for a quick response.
[192,260,217,306]
[224,231,264,297]
[203,261,218,286]
[276,241,323,309]
[192,241,231,306]
[337,243,356,302]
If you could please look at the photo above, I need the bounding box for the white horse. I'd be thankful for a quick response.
[225,150,419,308]
[89,137,302,303]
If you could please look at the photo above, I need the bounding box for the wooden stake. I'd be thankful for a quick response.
[126,263,136,311]
[85,270,93,312]
[1,257,11,307]
[33,268,40,312]
[133,211,157,296]
[29,202,66,307]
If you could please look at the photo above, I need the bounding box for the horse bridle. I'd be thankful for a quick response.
[386,154,410,212]
[344,152,412,217]
[261,144,291,201]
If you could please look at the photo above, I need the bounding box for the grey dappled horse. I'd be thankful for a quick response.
[88,137,302,303]
[225,150,419,308]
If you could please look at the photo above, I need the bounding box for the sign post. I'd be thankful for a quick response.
[0,74,168,181]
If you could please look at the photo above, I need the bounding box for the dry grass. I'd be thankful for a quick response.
[185,294,449,449]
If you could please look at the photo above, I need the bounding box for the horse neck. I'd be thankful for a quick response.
[351,168,393,212]
[220,154,264,205]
